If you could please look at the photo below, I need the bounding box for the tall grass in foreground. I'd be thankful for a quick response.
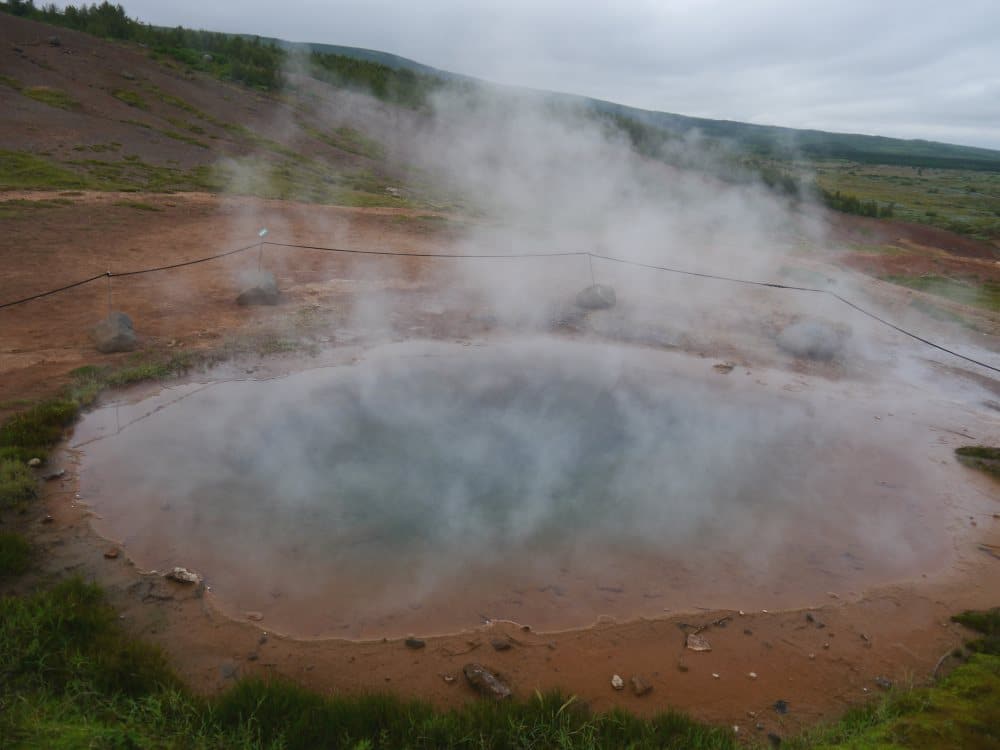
[0,579,738,749]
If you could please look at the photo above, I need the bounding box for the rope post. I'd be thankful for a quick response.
[106,271,112,317]
[588,254,595,286]
[256,228,269,272]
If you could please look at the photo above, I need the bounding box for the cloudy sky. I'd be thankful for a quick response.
[70,0,1000,149]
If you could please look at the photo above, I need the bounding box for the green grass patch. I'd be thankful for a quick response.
[22,86,80,110]
[0,400,77,464]
[0,531,31,578]
[882,275,1000,313]
[308,125,385,160]
[953,608,1000,656]
[112,89,149,109]
[955,445,1000,478]
[0,580,738,749]
[0,73,24,91]
[0,458,37,508]
[0,150,92,191]
[113,200,162,211]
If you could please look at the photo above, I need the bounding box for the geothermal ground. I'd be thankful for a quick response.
[2,192,998,735]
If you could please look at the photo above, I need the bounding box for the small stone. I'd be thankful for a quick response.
[442,674,455,684]
[808,653,816,660]
[219,662,238,680]
[712,673,720,679]
[103,548,120,559]
[575,283,616,310]
[48,35,61,46]
[404,637,426,650]
[874,676,893,690]
[246,611,263,622]
[611,674,624,690]
[463,663,512,700]
[42,468,65,481]
[756,722,765,731]
[686,632,712,651]
[823,642,830,649]
[165,567,202,585]
[805,613,815,623]
[491,638,512,651]
[259,633,269,645]
[630,675,653,696]
[247,653,258,662]
[744,628,753,636]
[773,699,789,715]
[28,458,42,467]
[41,514,54,524]
[676,659,689,673]
[748,671,758,679]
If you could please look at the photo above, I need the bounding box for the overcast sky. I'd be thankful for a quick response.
[69,0,1000,149]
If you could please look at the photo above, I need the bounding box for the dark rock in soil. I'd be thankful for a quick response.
[575,283,616,310]
[92,311,137,353]
[776,320,846,361]
[463,663,512,699]
[404,637,426,649]
[236,270,280,306]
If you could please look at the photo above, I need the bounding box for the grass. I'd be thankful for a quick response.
[0,459,37,508]
[813,161,1000,241]
[0,580,739,749]
[112,89,149,109]
[113,200,163,211]
[22,86,80,110]
[955,446,1000,478]
[0,531,31,577]
[786,608,1000,750]
[882,274,1000,313]
[0,150,92,191]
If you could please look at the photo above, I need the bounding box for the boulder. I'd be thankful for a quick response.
[776,320,846,361]
[92,311,137,353]
[575,284,616,310]
[463,663,512,700]
[236,270,280,306]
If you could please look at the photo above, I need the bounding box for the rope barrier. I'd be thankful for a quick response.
[0,238,996,374]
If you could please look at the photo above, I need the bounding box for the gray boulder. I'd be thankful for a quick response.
[463,663,512,699]
[575,284,616,310]
[236,271,280,306]
[92,311,137,353]
[776,320,846,361]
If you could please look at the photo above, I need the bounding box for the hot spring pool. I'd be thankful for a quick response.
[72,338,955,638]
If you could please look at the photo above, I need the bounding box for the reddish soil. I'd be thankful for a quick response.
[2,192,999,740]
[827,211,999,260]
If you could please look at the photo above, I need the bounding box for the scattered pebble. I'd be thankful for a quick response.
[676,659,689,673]
[246,611,263,622]
[165,567,201,585]
[874,676,893,690]
[630,675,653,696]
[711,673,720,679]
[28,457,41,467]
[442,674,455,684]
[491,638,512,652]
[41,514,54,524]
[686,633,712,652]
[748,671,758,679]
[808,653,816,660]
[611,674,624,690]
[773,699,789,715]
[103,548,119,559]
[404,637,426,650]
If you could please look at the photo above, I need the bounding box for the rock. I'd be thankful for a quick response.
[42,468,65,481]
[121,71,136,80]
[713,362,735,374]
[776,320,846,361]
[92,311,137,353]
[575,283,616,310]
[246,611,263,622]
[202,53,213,62]
[874,676,893,690]
[773,699,789,715]
[442,674,455,684]
[41,514,54,524]
[236,271,280,306]
[48,35,61,46]
[685,632,712,652]
[28,458,41,467]
[490,637,512,652]
[768,733,783,747]
[165,567,202,585]
[404,637,426,650]
[103,548,120,559]
[630,675,653,696]
[463,663,512,700]
[676,658,689,673]
[219,661,238,680]
[611,674,624,690]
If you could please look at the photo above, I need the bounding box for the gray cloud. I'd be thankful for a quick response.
[62,0,1000,148]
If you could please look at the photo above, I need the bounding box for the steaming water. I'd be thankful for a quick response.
[74,339,956,638]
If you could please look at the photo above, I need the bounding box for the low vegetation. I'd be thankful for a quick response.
[955,446,1000,478]
[22,85,80,110]
[0,531,31,577]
